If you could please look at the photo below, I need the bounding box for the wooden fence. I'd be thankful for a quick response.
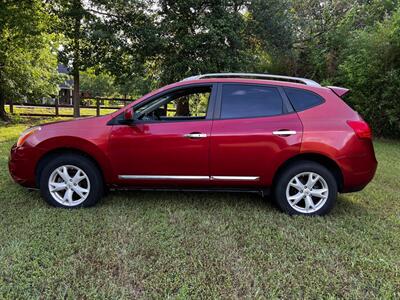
[6,96,132,117]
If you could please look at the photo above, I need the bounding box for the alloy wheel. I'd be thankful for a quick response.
[48,165,91,207]
[285,171,329,214]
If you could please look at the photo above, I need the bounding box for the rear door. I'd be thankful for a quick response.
[210,83,303,187]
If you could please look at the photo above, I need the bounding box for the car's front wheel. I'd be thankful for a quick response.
[39,154,103,208]
[274,161,337,216]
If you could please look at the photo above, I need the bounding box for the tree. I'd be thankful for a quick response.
[87,0,160,96]
[287,0,400,81]
[50,0,158,116]
[235,0,295,75]
[156,0,250,84]
[0,0,60,121]
[248,0,293,50]
[49,0,96,117]
[80,68,117,97]
[80,68,156,100]
[338,8,400,137]
[153,0,251,113]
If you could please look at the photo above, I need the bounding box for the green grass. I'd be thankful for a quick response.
[0,119,399,299]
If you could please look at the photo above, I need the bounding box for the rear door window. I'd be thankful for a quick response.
[284,87,324,111]
[220,84,284,119]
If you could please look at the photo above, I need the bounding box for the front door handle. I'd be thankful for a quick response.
[272,130,297,136]
[184,132,207,139]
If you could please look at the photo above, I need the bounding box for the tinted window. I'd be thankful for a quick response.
[220,84,283,119]
[284,87,324,111]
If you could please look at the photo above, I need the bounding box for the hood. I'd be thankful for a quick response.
[39,115,109,128]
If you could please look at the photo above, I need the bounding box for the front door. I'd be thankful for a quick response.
[108,84,216,187]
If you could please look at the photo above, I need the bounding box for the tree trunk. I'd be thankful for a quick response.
[73,68,80,117]
[0,79,8,121]
[72,0,81,118]
[176,99,190,116]
[0,69,8,120]
[0,87,8,121]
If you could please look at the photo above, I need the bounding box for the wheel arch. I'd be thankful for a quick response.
[272,153,344,192]
[35,148,107,188]
[34,137,113,188]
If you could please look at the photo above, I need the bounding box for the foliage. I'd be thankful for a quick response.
[289,0,399,80]
[52,0,156,75]
[4,35,63,102]
[80,68,154,99]
[80,68,117,97]
[155,0,252,83]
[88,0,159,78]
[51,0,95,72]
[338,9,400,137]
[49,0,96,117]
[0,0,62,119]
[49,0,158,115]
[245,0,294,74]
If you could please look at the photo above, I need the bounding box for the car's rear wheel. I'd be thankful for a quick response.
[274,161,337,216]
[39,154,103,208]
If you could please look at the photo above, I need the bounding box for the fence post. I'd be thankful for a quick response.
[55,97,59,117]
[9,99,13,114]
[96,99,100,116]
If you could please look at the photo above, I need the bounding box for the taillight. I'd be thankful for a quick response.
[347,120,372,139]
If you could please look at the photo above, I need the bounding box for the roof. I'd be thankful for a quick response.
[57,64,70,74]
[181,73,321,87]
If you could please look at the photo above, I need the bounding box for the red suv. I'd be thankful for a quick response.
[9,73,377,215]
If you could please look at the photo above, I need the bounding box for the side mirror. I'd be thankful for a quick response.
[123,109,134,122]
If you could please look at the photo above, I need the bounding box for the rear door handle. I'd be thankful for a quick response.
[272,130,297,136]
[184,132,207,139]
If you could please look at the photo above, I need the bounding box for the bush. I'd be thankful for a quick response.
[338,10,400,138]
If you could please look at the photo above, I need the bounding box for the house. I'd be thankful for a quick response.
[58,64,73,105]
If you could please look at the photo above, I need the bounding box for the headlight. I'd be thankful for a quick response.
[17,126,41,147]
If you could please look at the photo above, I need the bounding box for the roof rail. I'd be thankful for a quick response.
[181,73,321,87]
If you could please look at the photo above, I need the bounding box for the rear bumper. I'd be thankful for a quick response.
[8,144,39,188]
[338,147,377,193]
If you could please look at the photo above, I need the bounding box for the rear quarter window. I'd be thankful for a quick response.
[284,87,324,111]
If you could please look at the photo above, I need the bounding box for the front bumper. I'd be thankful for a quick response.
[8,144,39,188]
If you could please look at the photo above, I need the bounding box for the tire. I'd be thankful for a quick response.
[39,153,104,208]
[274,160,337,216]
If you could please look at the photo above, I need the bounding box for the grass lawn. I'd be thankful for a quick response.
[0,119,399,299]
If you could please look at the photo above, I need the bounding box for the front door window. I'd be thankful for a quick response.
[135,86,212,122]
